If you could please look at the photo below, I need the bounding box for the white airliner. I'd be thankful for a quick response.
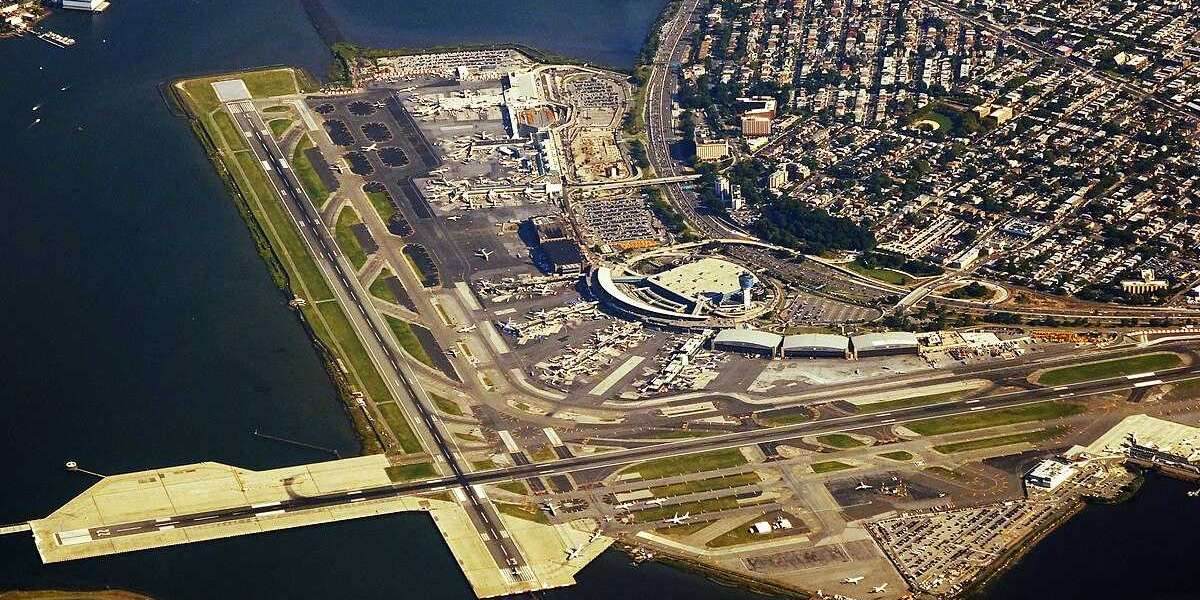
[371,100,387,108]
[871,583,888,594]
[855,481,874,490]
[612,501,637,510]
[644,498,666,507]
[841,576,864,584]
[664,512,691,525]
[330,163,345,173]
[446,215,462,221]
[475,248,494,261]
[588,529,602,543]
[360,142,380,152]
[456,324,477,333]
[565,547,583,561]
[540,501,560,515]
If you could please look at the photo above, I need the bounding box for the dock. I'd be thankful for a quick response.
[22,456,610,598]
[33,30,76,48]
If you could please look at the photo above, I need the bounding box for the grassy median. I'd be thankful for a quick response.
[933,427,1064,454]
[334,206,369,269]
[385,316,435,367]
[854,390,966,413]
[1037,353,1182,386]
[292,134,331,207]
[909,402,1084,436]
[626,448,748,480]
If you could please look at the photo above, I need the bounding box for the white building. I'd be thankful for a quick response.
[1024,459,1076,491]
[62,0,109,11]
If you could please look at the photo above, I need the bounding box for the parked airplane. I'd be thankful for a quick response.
[588,530,602,543]
[371,100,387,108]
[446,215,462,221]
[841,577,864,585]
[612,501,637,510]
[475,248,494,261]
[871,584,888,594]
[360,142,380,152]
[565,547,583,561]
[456,324,477,333]
[664,512,691,525]
[644,498,666,507]
[540,501,560,515]
[856,481,874,490]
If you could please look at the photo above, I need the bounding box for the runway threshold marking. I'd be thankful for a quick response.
[1133,379,1164,388]
[1126,372,1156,379]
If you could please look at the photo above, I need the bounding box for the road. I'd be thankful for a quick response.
[59,357,1200,542]
[224,100,529,579]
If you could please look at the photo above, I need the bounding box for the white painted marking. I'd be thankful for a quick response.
[159,525,176,531]
[1133,379,1164,388]
[969,406,987,411]
[964,399,981,404]
[1053,386,1069,391]
[261,159,272,171]
[255,509,285,517]
[881,419,896,424]
[1126,372,1155,380]
[350,497,366,503]
[155,517,172,523]
[345,490,363,496]
[280,159,290,170]
[251,501,281,509]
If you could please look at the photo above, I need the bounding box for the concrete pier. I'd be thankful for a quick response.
[22,455,609,599]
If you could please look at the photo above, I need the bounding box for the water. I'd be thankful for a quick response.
[978,474,1200,600]
[318,0,665,68]
[0,1,762,598]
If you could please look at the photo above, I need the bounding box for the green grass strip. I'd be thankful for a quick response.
[933,427,1064,454]
[1038,353,1181,386]
[909,403,1084,436]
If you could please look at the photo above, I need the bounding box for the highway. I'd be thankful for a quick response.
[224,100,529,580]
[55,358,1200,542]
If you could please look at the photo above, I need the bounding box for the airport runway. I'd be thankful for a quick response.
[59,360,1200,545]
[224,99,529,579]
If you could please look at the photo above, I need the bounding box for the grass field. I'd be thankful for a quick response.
[933,427,1064,454]
[366,189,396,222]
[385,316,435,367]
[263,105,291,114]
[812,461,854,473]
[496,503,549,524]
[376,402,422,453]
[925,466,966,480]
[268,118,292,138]
[454,432,483,443]
[334,207,368,269]
[627,448,748,480]
[368,268,399,304]
[879,451,915,461]
[179,68,298,114]
[212,111,247,151]
[630,496,747,523]
[846,260,914,286]
[854,390,966,414]
[292,135,331,206]
[496,481,527,495]
[430,392,463,416]
[757,409,812,427]
[909,402,1084,436]
[649,472,760,498]
[816,433,865,448]
[642,429,721,439]
[1038,353,1182,386]
[385,462,435,482]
